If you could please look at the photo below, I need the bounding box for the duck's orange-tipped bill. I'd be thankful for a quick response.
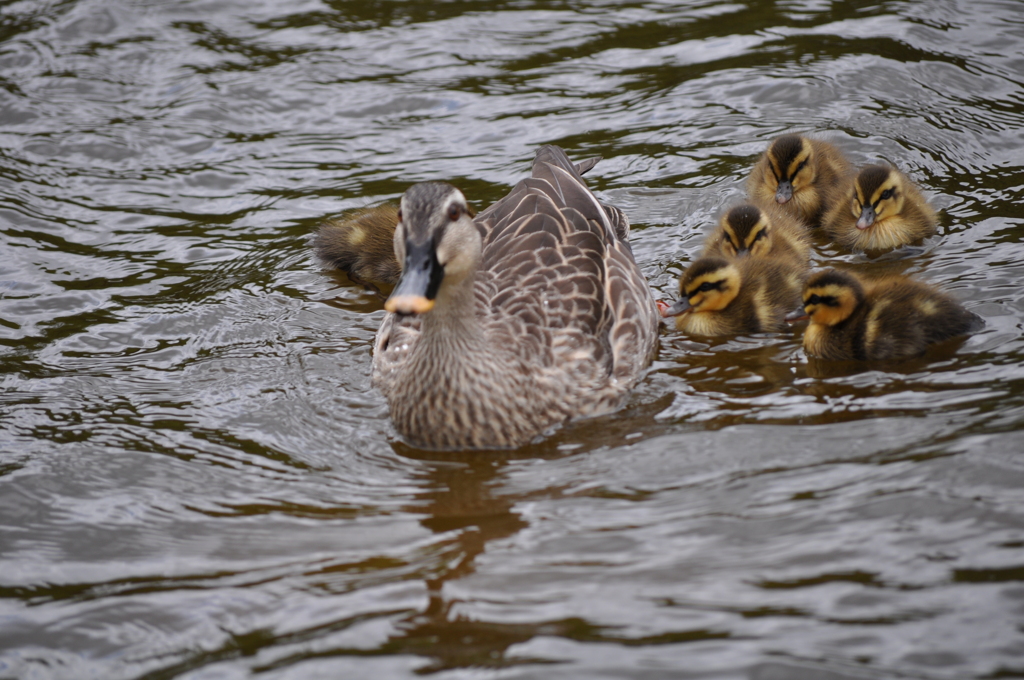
[385,295,435,315]
[385,239,444,315]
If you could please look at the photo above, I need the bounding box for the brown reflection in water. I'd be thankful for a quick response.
[376,442,733,673]
[386,444,535,672]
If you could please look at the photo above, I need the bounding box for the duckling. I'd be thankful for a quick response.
[659,256,805,336]
[314,203,402,291]
[747,134,854,226]
[822,164,938,252]
[788,268,981,361]
[702,202,812,273]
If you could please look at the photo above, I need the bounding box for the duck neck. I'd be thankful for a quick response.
[417,272,487,359]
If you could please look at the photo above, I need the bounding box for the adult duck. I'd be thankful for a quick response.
[371,146,659,450]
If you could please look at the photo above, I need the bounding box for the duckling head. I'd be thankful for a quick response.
[661,257,741,318]
[766,134,816,205]
[791,269,864,327]
[719,204,772,258]
[851,165,904,230]
[385,182,479,316]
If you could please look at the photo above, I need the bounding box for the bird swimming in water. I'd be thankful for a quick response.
[788,268,982,361]
[701,202,812,274]
[747,134,854,227]
[822,164,938,253]
[371,146,658,450]
[659,255,805,337]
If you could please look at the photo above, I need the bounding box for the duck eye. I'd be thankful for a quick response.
[807,294,820,305]
[447,204,461,221]
[699,281,714,293]
[880,188,894,200]
[397,209,403,221]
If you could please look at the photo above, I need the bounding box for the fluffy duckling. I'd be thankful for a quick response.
[314,203,402,290]
[659,256,805,336]
[822,164,938,252]
[747,134,853,226]
[702,202,812,273]
[789,268,981,361]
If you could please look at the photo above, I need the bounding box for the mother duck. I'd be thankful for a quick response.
[372,145,659,450]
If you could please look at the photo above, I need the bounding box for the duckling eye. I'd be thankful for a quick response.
[397,209,403,221]
[699,281,715,293]
[806,294,820,306]
[880,188,894,200]
[447,204,461,221]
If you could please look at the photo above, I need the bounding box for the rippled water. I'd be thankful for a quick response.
[2,0,1024,678]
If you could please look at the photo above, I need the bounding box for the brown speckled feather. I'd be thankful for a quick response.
[372,146,658,450]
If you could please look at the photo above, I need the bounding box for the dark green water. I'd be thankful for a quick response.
[2,1,1024,678]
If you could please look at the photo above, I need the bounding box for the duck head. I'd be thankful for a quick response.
[767,134,816,205]
[788,268,864,326]
[719,204,771,259]
[661,257,741,318]
[385,182,478,315]
[852,165,905,230]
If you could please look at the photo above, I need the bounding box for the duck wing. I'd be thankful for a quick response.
[476,145,658,385]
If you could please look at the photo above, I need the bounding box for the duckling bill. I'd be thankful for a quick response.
[789,268,981,361]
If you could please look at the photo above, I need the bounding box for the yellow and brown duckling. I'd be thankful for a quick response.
[314,202,402,291]
[702,202,812,273]
[822,164,938,253]
[747,134,853,226]
[658,256,805,336]
[788,268,981,361]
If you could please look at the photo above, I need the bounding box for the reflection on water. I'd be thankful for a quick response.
[2,0,1024,677]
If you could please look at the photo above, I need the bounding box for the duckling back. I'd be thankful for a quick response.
[822,164,938,252]
[314,203,401,289]
[747,135,853,226]
[859,276,981,359]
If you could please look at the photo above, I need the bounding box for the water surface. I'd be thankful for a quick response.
[2,0,1024,678]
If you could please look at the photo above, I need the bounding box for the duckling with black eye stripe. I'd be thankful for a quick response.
[822,164,938,252]
[702,202,812,274]
[659,256,805,336]
[787,268,982,361]
[747,134,854,226]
